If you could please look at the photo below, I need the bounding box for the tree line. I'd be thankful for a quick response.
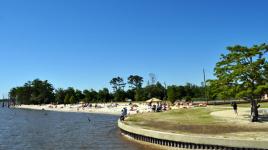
[9,43,268,122]
[9,76,205,105]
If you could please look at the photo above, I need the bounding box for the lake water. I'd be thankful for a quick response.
[0,108,159,150]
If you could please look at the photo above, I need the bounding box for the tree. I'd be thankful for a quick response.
[64,94,70,104]
[167,86,177,103]
[9,88,17,99]
[83,89,90,103]
[110,77,126,91]
[215,43,268,122]
[113,90,127,102]
[69,95,75,104]
[144,82,166,100]
[8,79,55,104]
[30,79,55,104]
[65,87,75,97]
[128,75,143,89]
[64,87,77,103]
[126,89,135,101]
[75,89,85,102]
[98,88,110,102]
[128,75,144,101]
[177,86,186,100]
[184,83,194,98]
[135,88,145,101]
[83,89,98,103]
[55,88,66,104]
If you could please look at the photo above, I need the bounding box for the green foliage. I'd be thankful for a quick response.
[98,88,111,102]
[167,86,176,103]
[9,79,55,104]
[64,94,70,104]
[144,82,166,100]
[125,89,135,101]
[128,75,143,89]
[75,90,84,102]
[135,88,145,101]
[83,89,98,102]
[214,43,268,121]
[214,43,268,100]
[110,77,126,91]
[55,88,65,104]
[69,96,75,104]
[167,84,204,103]
[185,96,192,102]
[113,90,126,102]
[9,76,209,105]
[127,75,144,101]
[206,79,228,100]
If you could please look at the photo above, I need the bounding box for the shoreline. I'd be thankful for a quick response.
[14,103,152,116]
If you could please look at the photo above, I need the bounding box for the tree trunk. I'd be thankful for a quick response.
[250,99,259,122]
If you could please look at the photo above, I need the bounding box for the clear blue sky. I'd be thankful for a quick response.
[0,0,267,96]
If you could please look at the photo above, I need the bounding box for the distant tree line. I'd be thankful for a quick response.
[9,76,205,105]
[8,43,268,122]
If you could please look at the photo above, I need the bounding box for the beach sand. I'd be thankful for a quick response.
[15,103,152,115]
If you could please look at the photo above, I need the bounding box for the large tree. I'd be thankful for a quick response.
[167,85,177,103]
[144,82,166,100]
[55,88,66,104]
[9,79,55,104]
[215,43,268,122]
[110,77,126,91]
[83,89,98,103]
[128,75,143,89]
[128,75,144,101]
[75,89,85,102]
[134,88,145,101]
[113,90,127,102]
[98,88,110,102]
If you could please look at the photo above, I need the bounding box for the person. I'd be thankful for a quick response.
[152,105,156,112]
[120,108,128,121]
[231,102,238,116]
[124,107,128,116]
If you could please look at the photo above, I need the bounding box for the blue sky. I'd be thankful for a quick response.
[0,0,268,96]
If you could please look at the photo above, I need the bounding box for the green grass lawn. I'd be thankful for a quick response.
[127,108,223,125]
[125,107,268,134]
[217,102,268,108]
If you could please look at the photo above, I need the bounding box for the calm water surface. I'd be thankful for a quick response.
[0,108,160,150]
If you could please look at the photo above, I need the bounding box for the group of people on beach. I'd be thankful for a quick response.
[150,103,168,112]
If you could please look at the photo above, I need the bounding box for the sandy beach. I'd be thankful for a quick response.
[15,102,152,115]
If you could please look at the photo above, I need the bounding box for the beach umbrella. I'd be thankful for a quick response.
[146,98,162,103]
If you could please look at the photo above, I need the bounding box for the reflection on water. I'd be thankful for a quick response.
[0,108,160,150]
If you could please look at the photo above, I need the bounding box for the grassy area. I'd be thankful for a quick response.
[127,108,222,125]
[217,102,268,108]
[125,107,268,134]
